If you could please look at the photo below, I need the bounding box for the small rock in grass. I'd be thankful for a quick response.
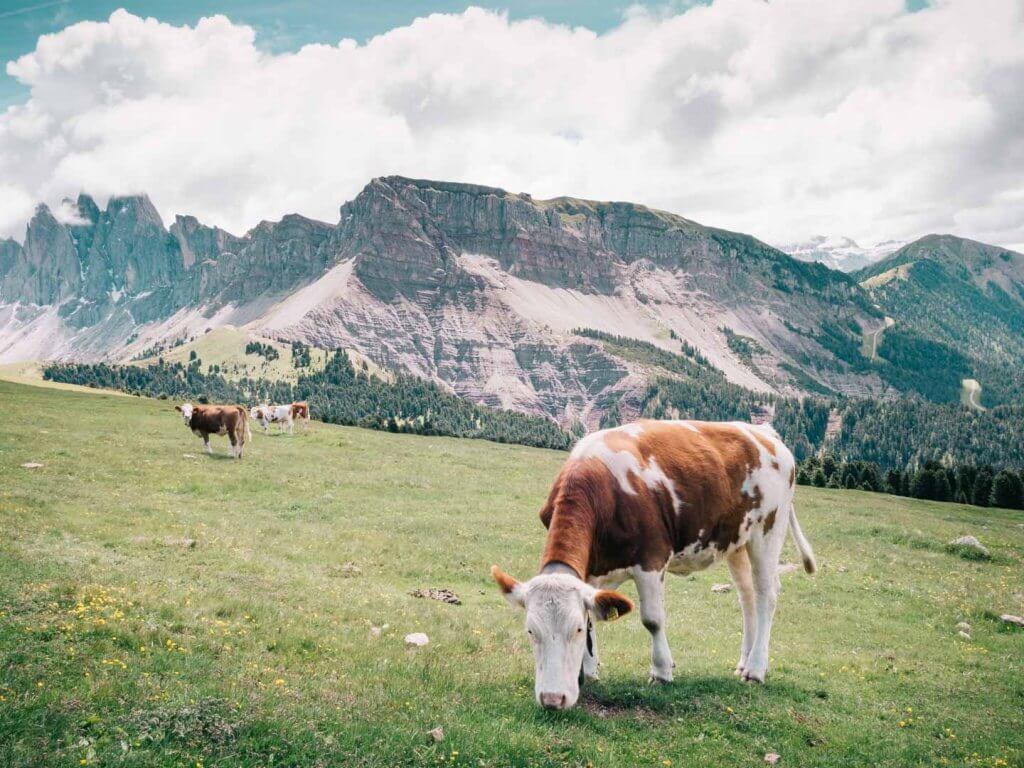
[955,622,971,633]
[837,565,848,573]
[410,588,461,605]
[405,632,430,647]
[427,727,445,743]
[340,562,362,576]
[765,753,781,765]
[777,562,799,575]
[181,538,197,549]
[958,630,971,639]
[711,583,732,594]
[1000,614,1024,628]
[21,462,43,469]
[947,535,990,559]
[369,623,388,639]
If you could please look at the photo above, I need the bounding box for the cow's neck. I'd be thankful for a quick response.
[540,502,595,580]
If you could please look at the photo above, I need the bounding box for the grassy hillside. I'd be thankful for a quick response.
[1,381,1022,767]
[855,236,1024,405]
[134,327,389,384]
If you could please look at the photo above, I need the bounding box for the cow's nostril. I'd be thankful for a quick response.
[540,692,567,710]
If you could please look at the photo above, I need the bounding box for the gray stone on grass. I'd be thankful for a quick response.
[947,535,990,560]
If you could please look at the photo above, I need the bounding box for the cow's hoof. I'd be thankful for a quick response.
[648,672,673,685]
[734,664,745,677]
[741,670,765,684]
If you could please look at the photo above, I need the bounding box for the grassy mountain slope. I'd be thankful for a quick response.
[1,380,1022,767]
[855,235,1024,405]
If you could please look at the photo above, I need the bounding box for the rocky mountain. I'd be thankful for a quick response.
[780,235,904,273]
[854,235,1024,405]
[0,177,924,425]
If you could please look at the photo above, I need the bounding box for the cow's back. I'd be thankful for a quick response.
[548,420,795,578]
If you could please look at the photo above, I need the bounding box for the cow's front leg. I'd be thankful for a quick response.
[582,619,599,681]
[203,436,213,455]
[633,568,673,683]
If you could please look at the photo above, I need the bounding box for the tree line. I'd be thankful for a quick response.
[796,455,1024,510]
[43,352,571,451]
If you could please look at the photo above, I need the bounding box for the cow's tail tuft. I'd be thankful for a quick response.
[788,503,817,574]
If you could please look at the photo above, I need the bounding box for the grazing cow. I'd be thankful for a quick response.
[249,404,294,434]
[492,419,815,710]
[290,401,310,430]
[176,403,249,458]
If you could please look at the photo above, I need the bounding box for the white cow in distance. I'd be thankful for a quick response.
[249,404,295,435]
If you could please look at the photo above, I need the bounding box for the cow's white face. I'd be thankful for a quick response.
[249,406,263,420]
[176,403,194,425]
[492,566,632,710]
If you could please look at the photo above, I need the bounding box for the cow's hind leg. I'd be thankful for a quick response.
[727,547,756,677]
[203,436,213,455]
[633,568,674,683]
[742,534,785,683]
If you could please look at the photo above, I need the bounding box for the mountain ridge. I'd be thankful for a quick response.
[2,177,1016,424]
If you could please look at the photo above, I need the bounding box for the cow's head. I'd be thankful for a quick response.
[249,406,263,420]
[491,565,632,710]
[175,403,194,425]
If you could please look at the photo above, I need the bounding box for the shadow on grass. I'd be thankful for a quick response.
[486,673,820,731]
[206,452,243,461]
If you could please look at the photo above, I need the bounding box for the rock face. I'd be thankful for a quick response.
[1,177,898,424]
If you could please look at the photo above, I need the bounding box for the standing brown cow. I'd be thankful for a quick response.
[175,403,249,458]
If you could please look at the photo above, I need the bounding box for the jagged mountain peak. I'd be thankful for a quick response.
[9,177,1019,424]
[780,234,903,273]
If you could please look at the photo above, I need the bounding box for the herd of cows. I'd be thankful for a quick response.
[174,400,815,711]
[174,400,310,458]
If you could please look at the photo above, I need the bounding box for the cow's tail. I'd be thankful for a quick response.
[243,410,252,444]
[788,503,817,574]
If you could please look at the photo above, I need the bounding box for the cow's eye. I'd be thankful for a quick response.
[576,627,584,633]
[526,629,533,635]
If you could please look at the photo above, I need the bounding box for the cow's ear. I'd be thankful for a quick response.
[491,565,526,608]
[175,405,182,412]
[589,589,633,622]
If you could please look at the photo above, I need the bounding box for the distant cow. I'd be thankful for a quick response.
[249,404,294,434]
[492,419,815,710]
[290,401,310,430]
[176,403,249,458]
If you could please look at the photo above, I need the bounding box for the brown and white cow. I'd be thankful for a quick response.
[492,419,816,710]
[249,404,297,434]
[290,401,310,430]
[176,403,249,458]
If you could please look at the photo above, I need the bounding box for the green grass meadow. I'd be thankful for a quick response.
[0,380,1022,767]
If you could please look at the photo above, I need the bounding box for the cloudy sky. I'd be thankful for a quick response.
[1,0,1021,252]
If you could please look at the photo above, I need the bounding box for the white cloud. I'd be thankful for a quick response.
[1,1,1022,252]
